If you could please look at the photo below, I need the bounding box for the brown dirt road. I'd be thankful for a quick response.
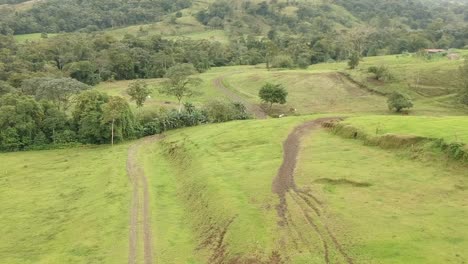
[272,118,354,264]
[127,136,161,264]
[213,76,267,119]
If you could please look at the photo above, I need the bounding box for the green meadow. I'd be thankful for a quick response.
[0,145,130,264]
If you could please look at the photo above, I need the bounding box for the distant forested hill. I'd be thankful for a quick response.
[1,0,468,89]
[0,0,30,4]
[0,0,192,34]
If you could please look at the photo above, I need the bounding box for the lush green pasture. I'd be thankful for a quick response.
[344,116,468,144]
[102,12,230,43]
[310,52,468,115]
[13,33,58,43]
[139,116,324,263]
[94,66,243,111]
[296,130,468,264]
[222,67,387,114]
[0,145,130,264]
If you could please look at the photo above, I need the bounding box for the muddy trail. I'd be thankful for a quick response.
[213,76,267,119]
[127,136,161,264]
[272,118,354,264]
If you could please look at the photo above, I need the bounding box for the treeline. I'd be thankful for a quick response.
[0,78,250,151]
[1,32,322,88]
[197,0,468,60]
[0,0,192,34]
[0,0,29,4]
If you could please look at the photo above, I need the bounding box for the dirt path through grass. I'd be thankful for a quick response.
[127,136,161,264]
[273,117,354,264]
[213,76,267,119]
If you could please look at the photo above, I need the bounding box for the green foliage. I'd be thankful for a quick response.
[127,80,151,108]
[0,93,43,151]
[271,55,294,69]
[0,81,15,96]
[102,96,136,145]
[258,83,288,110]
[72,90,110,144]
[0,0,193,34]
[203,100,250,123]
[160,64,202,112]
[66,61,101,85]
[348,52,360,69]
[21,78,90,110]
[368,65,394,81]
[387,92,413,112]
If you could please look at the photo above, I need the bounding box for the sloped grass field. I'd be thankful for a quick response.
[138,116,331,263]
[343,116,468,144]
[296,130,468,264]
[310,52,468,115]
[222,68,386,114]
[0,145,130,264]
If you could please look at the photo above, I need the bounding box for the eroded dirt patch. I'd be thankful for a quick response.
[272,117,354,264]
[314,178,372,187]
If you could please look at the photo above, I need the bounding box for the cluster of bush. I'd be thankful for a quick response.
[0,85,250,152]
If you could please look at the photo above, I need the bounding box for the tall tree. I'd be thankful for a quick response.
[102,96,134,146]
[127,80,151,108]
[160,63,202,112]
[258,83,288,111]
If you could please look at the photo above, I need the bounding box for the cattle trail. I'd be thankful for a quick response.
[127,136,161,264]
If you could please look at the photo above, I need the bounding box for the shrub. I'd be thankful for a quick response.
[348,52,360,69]
[368,65,394,81]
[271,55,294,69]
[203,100,250,123]
[387,92,413,112]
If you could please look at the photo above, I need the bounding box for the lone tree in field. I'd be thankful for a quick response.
[160,63,202,112]
[102,96,132,146]
[387,92,413,113]
[259,83,288,111]
[127,80,151,108]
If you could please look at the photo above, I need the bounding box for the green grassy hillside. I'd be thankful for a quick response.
[297,129,468,264]
[343,116,468,144]
[0,145,130,264]
[131,115,468,263]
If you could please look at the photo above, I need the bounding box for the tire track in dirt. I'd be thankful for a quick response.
[127,136,161,264]
[213,76,267,119]
[272,117,354,264]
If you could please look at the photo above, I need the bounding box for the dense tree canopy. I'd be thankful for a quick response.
[0,0,193,34]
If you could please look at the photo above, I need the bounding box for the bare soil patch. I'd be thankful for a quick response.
[272,117,354,264]
[127,136,161,264]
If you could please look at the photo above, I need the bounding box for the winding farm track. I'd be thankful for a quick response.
[273,118,354,264]
[213,76,267,119]
[127,136,161,264]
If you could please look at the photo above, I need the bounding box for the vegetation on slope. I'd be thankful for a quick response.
[296,130,468,264]
[0,144,130,263]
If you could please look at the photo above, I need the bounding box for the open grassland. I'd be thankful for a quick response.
[296,130,468,264]
[0,145,130,264]
[94,67,232,112]
[135,115,468,263]
[310,51,468,115]
[222,68,387,115]
[13,33,58,43]
[139,116,324,263]
[343,116,468,144]
[97,60,468,116]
